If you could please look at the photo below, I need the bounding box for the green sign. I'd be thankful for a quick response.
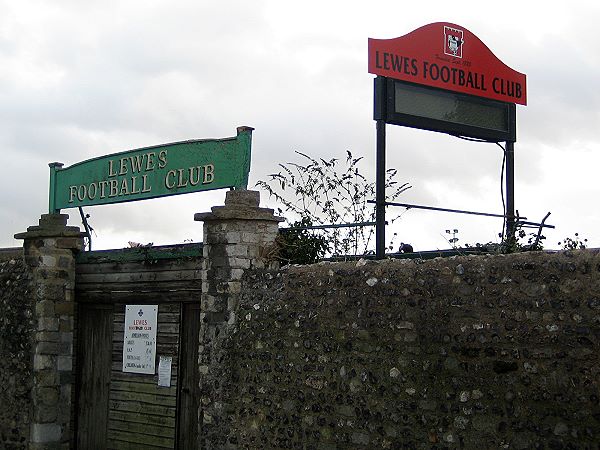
[49,127,253,212]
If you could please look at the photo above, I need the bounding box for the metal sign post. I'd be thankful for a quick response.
[375,77,387,259]
[369,22,527,259]
[505,140,516,239]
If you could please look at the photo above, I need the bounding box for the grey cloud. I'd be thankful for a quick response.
[1,1,599,250]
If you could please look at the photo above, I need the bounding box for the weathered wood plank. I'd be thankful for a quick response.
[76,285,202,293]
[161,323,180,334]
[78,268,201,282]
[109,399,176,417]
[76,269,202,285]
[111,371,178,384]
[114,303,180,313]
[107,429,174,448]
[75,243,202,264]
[76,304,113,449]
[76,280,201,291]
[115,306,180,315]
[107,439,168,450]
[76,285,201,299]
[110,390,177,406]
[76,258,201,275]
[76,290,201,304]
[109,410,176,428]
[109,419,175,438]
[111,380,177,396]
[178,302,201,449]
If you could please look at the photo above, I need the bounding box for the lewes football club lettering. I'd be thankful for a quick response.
[368,22,527,105]
[48,127,253,212]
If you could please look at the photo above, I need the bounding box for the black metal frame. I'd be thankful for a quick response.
[374,75,519,259]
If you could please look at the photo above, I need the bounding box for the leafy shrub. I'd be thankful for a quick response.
[257,151,410,261]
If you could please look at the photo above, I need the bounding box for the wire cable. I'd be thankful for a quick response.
[452,134,508,241]
[451,134,499,144]
[496,142,507,240]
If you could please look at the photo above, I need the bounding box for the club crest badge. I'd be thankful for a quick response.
[444,26,464,58]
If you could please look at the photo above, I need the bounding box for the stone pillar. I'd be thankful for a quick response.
[15,214,84,450]
[194,190,282,448]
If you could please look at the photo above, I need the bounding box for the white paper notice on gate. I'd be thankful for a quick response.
[123,305,158,374]
[158,356,172,387]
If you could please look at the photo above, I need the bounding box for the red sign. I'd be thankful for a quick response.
[368,22,527,105]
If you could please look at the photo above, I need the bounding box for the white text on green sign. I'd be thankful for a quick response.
[49,127,252,212]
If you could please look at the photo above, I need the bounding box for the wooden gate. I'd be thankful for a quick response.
[74,245,202,449]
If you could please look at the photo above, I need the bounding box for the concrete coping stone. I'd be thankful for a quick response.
[14,227,84,240]
[194,207,283,223]
[195,190,283,223]
[14,213,85,240]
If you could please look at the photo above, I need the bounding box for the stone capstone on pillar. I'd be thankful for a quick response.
[194,189,276,222]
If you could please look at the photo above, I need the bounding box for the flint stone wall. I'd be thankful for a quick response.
[208,250,600,449]
[0,250,34,449]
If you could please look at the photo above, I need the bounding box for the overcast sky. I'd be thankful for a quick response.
[1,0,598,252]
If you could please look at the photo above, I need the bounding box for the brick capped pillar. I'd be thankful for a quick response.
[194,190,282,448]
[15,214,84,450]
